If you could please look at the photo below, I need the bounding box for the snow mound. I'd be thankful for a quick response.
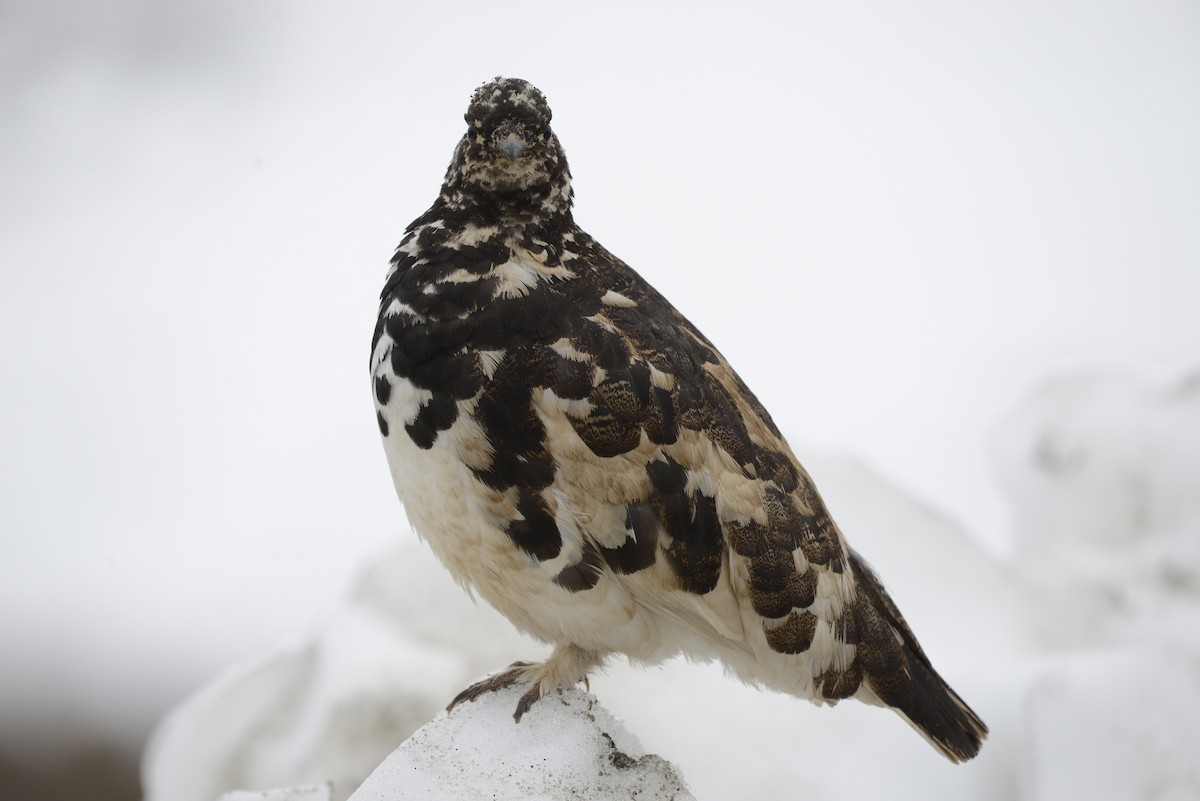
[991,370,1200,800]
[349,686,694,801]
[991,370,1200,650]
[1023,649,1200,801]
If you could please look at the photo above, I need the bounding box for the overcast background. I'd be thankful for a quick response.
[2,0,1198,797]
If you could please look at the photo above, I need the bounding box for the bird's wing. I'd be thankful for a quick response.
[504,241,986,760]
[485,239,862,683]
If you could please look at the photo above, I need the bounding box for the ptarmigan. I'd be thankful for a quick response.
[371,77,987,762]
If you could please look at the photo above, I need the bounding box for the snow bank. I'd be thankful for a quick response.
[349,687,693,801]
[992,370,1200,651]
[1022,649,1200,801]
[990,370,1200,800]
[993,372,1200,573]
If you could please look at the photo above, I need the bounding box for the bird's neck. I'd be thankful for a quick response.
[415,199,574,247]
[437,170,574,230]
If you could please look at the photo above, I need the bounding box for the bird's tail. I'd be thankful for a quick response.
[848,549,988,763]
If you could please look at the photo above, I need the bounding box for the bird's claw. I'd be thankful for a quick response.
[513,684,542,722]
[448,658,592,723]
[447,661,537,714]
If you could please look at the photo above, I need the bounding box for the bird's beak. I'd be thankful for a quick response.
[497,131,527,160]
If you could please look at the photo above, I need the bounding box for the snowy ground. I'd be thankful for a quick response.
[1,1,1198,798]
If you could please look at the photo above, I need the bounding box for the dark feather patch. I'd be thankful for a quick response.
[754,449,800,493]
[764,610,817,654]
[409,350,483,399]
[507,488,562,561]
[692,380,757,468]
[726,519,770,559]
[554,540,604,592]
[415,393,458,435]
[374,375,392,405]
[602,503,659,574]
[749,562,816,620]
[798,512,844,572]
[817,663,863,700]
[556,504,660,594]
[646,456,687,494]
[572,324,629,371]
[627,362,651,407]
[390,346,416,379]
[663,491,722,594]
[472,349,555,490]
[569,402,642,457]
[404,418,437,450]
[546,352,593,400]
[643,386,679,445]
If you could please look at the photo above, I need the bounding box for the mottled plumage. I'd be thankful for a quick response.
[371,78,987,761]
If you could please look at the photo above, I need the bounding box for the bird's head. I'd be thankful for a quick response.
[440,77,574,226]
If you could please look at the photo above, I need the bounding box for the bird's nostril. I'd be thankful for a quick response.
[498,132,527,160]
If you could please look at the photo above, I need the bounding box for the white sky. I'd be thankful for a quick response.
[1,0,1198,758]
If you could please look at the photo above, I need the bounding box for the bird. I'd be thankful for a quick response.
[370,77,987,762]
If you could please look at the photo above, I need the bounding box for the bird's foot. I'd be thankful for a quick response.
[448,645,604,723]
[448,660,537,717]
